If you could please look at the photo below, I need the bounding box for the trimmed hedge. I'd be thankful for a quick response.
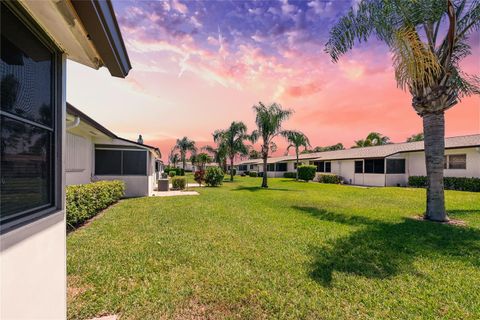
[317,173,342,184]
[283,172,296,179]
[168,171,176,177]
[298,165,317,181]
[205,167,224,186]
[249,171,258,177]
[66,180,125,230]
[171,176,187,190]
[164,167,185,176]
[409,176,480,192]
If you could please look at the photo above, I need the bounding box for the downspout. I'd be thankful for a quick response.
[66,116,80,129]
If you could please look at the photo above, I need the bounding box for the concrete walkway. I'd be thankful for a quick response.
[151,190,199,197]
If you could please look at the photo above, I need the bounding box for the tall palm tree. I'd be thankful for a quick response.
[174,137,197,171]
[282,130,311,181]
[326,0,479,221]
[251,102,293,188]
[168,147,180,167]
[407,133,425,142]
[214,121,250,181]
[353,132,391,148]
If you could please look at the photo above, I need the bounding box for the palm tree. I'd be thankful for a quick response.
[251,102,293,188]
[353,132,391,148]
[282,130,311,181]
[202,144,227,171]
[168,147,180,167]
[248,149,261,159]
[174,137,197,171]
[214,121,250,181]
[326,0,480,221]
[196,152,212,170]
[189,154,198,171]
[407,133,424,142]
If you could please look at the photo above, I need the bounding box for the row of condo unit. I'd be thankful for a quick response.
[233,134,480,187]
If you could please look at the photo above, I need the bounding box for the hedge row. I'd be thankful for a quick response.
[283,172,296,179]
[249,171,258,177]
[164,167,185,176]
[66,180,125,230]
[317,173,342,184]
[171,176,187,190]
[298,165,317,181]
[408,176,480,192]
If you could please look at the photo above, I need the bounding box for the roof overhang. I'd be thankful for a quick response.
[19,0,131,78]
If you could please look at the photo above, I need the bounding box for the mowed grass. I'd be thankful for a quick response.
[67,177,480,319]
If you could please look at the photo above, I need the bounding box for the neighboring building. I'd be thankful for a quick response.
[1,1,131,318]
[66,103,162,197]
[235,135,480,186]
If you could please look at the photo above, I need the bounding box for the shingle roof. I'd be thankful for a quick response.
[236,134,480,165]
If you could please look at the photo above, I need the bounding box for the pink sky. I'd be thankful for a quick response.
[66,1,480,161]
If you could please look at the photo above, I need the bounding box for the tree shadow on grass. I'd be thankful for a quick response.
[232,186,296,192]
[293,206,480,286]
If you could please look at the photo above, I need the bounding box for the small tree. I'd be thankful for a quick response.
[250,102,293,188]
[174,137,197,171]
[406,133,424,142]
[213,121,250,182]
[353,132,391,148]
[282,130,311,181]
[196,152,212,170]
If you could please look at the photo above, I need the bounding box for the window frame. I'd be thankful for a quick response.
[275,162,287,172]
[386,159,406,174]
[0,2,64,234]
[94,147,148,176]
[364,158,385,174]
[267,163,275,172]
[446,154,467,170]
[354,160,363,173]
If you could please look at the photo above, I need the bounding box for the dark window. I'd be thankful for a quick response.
[325,162,331,173]
[444,155,448,169]
[123,151,146,175]
[275,162,287,172]
[250,164,254,170]
[267,163,275,171]
[239,165,247,171]
[313,161,324,172]
[1,4,58,229]
[95,149,147,175]
[355,160,363,173]
[95,150,121,175]
[155,161,160,172]
[386,159,405,174]
[364,159,385,174]
[448,154,466,169]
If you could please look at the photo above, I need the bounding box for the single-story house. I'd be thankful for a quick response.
[66,103,162,197]
[1,1,131,318]
[235,134,480,186]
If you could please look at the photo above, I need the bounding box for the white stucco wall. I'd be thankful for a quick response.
[406,148,480,178]
[1,213,66,319]
[95,175,149,197]
[66,132,93,185]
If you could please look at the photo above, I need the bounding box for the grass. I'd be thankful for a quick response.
[67,177,480,319]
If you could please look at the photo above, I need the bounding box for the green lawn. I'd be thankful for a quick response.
[67,177,480,319]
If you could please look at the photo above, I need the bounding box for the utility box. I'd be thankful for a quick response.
[157,179,169,191]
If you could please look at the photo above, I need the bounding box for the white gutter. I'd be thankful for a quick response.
[66,116,80,129]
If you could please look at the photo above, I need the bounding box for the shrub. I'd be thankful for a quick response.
[409,176,480,192]
[283,172,296,179]
[171,176,187,190]
[205,167,224,186]
[297,165,317,181]
[168,171,176,177]
[66,180,125,230]
[317,173,342,184]
[179,168,185,176]
[194,170,205,185]
[229,168,237,176]
[249,171,258,177]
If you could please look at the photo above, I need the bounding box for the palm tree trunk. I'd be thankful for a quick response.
[295,152,299,181]
[423,112,447,222]
[261,155,268,188]
[230,157,234,181]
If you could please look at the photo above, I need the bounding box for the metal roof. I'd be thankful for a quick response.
[237,134,480,165]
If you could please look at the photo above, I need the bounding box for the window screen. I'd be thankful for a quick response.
[1,3,57,228]
[448,154,466,169]
[123,151,146,175]
[325,162,331,173]
[364,159,385,174]
[355,161,363,173]
[386,159,405,174]
[267,163,275,171]
[313,161,324,172]
[95,150,122,175]
[239,165,247,171]
[250,165,254,170]
[275,163,287,171]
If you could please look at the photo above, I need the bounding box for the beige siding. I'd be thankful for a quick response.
[66,133,93,185]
